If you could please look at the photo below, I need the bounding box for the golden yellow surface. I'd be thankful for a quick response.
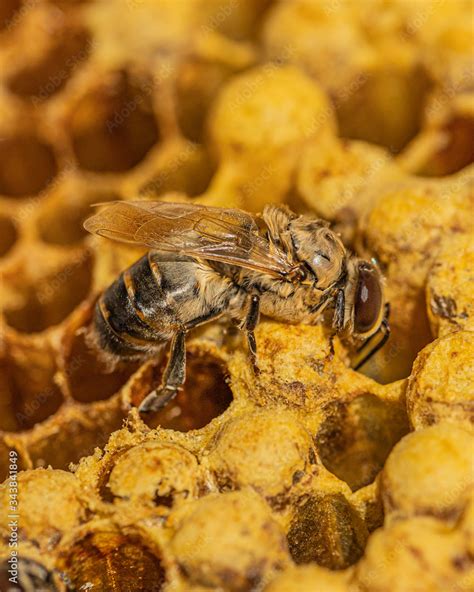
[407,331,474,431]
[381,424,473,521]
[0,1,472,591]
[427,233,474,337]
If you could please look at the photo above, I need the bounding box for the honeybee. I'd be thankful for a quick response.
[84,201,389,413]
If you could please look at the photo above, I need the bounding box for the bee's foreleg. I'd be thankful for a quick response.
[333,289,345,332]
[243,294,260,375]
[139,331,186,414]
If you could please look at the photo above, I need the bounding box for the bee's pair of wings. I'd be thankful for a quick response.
[84,201,294,277]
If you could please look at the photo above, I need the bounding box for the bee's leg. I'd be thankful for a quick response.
[139,331,186,414]
[352,304,391,370]
[333,289,345,332]
[243,294,260,375]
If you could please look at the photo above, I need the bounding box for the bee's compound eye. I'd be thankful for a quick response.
[354,265,382,335]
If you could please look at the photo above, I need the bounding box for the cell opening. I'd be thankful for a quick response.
[25,411,126,471]
[11,380,63,432]
[3,251,93,333]
[0,0,23,31]
[0,215,17,257]
[69,71,160,173]
[336,65,432,154]
[97,448,132,503]
[418,115,474,176]
[176,60,236,143]
[57,531,166,592]
[6,25,92,102]
[131,351,233,432]
[0,349,63,432]
[37,190,120,246]
[62,327,139,403]
[316,393,409,491]
[0,134,58,197]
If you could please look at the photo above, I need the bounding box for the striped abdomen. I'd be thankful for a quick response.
[93,251,234,359]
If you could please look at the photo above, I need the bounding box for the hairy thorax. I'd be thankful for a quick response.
[253,275,325,325]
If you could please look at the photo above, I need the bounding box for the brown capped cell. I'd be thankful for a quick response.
[427,233,474,337]
[170,489,290,591]
[381,424,474,522]
[206,408,314,500]
[56,524,167,592]
[106,441,200,507]
[287,493,368,570]
[406,331,474,431]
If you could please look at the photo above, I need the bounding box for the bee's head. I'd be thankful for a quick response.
[345,259,385,338]
[288,217,346,289]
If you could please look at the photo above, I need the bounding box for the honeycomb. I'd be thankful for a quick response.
[0,1,472,591]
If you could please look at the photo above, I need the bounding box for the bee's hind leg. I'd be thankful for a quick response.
[139,331,186,414]
[243,294,260,375]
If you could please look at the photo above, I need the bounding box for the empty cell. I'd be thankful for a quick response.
[69,71,160,173]
[0,134,58,198]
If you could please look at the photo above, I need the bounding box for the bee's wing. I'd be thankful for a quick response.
[84,201,294,277]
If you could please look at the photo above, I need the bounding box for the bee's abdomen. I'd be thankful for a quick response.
[94,253,177,358]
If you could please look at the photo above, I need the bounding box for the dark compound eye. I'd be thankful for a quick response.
[354,265,382,335]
